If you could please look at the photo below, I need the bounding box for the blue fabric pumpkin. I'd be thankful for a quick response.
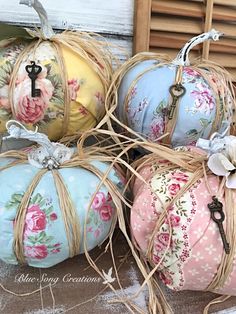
[117,30,235,147]
[0,122,124,268]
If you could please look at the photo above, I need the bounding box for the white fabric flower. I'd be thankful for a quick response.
[208,153,236,189]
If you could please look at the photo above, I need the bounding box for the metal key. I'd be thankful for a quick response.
[168,83,186,119]
[207,196,230,254]
[25,61,42,97]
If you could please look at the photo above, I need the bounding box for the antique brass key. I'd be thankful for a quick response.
[207,196,230,254]
[168,83,186,119]
[25,61,42,97]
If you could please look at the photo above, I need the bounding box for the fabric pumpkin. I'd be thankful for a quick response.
[0,122,124,268]
[130,145,236,296]
[116,29,235,147]
[0,0,113,141]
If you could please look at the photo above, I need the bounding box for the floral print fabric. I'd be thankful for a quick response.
[117,60,232,147]
[0,158,124,268]
[0,39,105,140]
[131,154,236,295]
[7,192,61,260]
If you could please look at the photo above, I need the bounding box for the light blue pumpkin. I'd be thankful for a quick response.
[0,155,123,268]
[117,30,234,147]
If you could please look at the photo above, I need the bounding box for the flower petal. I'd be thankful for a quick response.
[226,172,236,189]
[208,153,234,176]
[220,156,235,171]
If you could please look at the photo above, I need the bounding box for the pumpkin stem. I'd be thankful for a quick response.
[172,29,223,66]
[3,120,73,169]
[19,0,55,39]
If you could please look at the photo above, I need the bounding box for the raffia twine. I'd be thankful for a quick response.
[78,129,236,313]
[0,133,173,314]
[128,139,236,313]
[2,127,235,312]
[6,28,120,138]
[95,52,236,147]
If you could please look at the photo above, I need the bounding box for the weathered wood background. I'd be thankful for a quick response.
[0,0,134,61]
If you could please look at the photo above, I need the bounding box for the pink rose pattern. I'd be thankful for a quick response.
[171,172,188,183]
[95,91,105,109]
[0,42,101,128]
[168,183,181,196]
[125,66,231,144]
[191,84,215,115]
[92,191,106,209]
[149,116,165,142]
[149,165,200,290]
[6,192,61,261]
[14,75,54,124]
[99,204,113,222]
[68,78,80,101]
[25,205,47,233]
[183,67,215,116]
[25,245,48,260]
[127,96,149,128]
[87,191,115,239]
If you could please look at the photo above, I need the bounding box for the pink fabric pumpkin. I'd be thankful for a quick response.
[131,148,236,296]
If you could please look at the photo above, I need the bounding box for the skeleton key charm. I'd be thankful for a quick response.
[168,83,186,119]
[25,61,42,97]
[207,196,230,254]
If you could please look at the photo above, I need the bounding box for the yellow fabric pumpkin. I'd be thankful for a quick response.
[0,0,113,141]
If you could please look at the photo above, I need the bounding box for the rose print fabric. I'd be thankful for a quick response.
[0,156,124,268]
[0,39,105,140]
[131,154,236,295]
[117,59,233,147]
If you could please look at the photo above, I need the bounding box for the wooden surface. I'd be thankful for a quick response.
[0,0,134,61]
[133,0,152,53]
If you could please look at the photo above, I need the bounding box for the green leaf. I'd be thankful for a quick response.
[45,206,53,216]
[38,231,47,241]
[0,61,13,87]
[94,216,99,225]
[186,129,199,138]
[39,200,46,207]
[5,203,16,210]
[31,193,43,205]
[43,236,54,244]
[0,108,11,118]
[5,193,24,210]
[28,236,35,241]
[187,129,198,135]
[199,118,210,127]
[50,95,64,106]
[46,61,58,78]
[47,245,56,249]
[48,74,62,88]
[45,64,52,75]
[13,193,24,202]
[154,99,167,115]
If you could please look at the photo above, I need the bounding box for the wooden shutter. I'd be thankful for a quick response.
[133,0,236,79]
